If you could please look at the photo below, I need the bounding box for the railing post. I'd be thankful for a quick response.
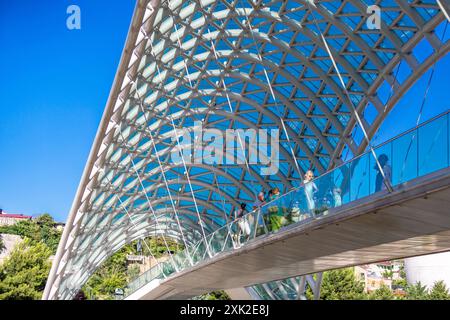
[417,127,420,176]
[252,210,259,239]
[447,113,449,167]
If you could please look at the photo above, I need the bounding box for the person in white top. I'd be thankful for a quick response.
[233,203,250,247]
[252,192,266,210]
[303,170,318,213]
[252,192,267,235]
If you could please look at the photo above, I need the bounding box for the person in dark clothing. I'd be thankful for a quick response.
[374,154,392,192]
[236,203,247,218]
[231,203,250,247]
[266,189,273,202]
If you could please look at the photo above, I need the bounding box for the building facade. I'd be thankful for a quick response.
[405,252,450,290]
[0,210,32,226]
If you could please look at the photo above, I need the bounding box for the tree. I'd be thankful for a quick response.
[195,291,231,300]
[34,214,62,253]
[83,244,134,300]
[398,263,406,280]
[84,266,127,300]
[369,284,395,300]
[392,278,407,290]
[0,239,52,300]
[319,268,367,300]
[382,270,394,280]
[0,213,62,254]
[0,235,5,253]
[126,264,141,282]
[429,281,450,300]
[82,237,182,300]
[406,282,429,300]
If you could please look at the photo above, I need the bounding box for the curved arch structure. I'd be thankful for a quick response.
[43,0,449,300]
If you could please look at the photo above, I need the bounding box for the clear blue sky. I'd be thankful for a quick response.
[0,2,448,222]
[0,1,135,222]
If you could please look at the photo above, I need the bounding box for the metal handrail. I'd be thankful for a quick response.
[123,110,450,298]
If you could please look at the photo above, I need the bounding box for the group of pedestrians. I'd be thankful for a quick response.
[227,154,392,246]
[229,170,319,244]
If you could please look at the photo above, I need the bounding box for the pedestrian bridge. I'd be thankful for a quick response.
[43,0,450,300]
[125,111,450,299]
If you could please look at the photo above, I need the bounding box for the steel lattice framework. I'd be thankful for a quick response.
[44,0,449,300]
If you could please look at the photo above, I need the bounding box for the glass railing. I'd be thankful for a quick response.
[123,110,450,298]
[249,277,301,300]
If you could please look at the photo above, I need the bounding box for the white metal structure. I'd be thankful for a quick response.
[44,0,449,300]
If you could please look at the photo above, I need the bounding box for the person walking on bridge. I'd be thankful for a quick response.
[232,203,250,247]
[303,170,318,215]
[374,154,392,192]
[252,191,267,236]
[268,187,285,232]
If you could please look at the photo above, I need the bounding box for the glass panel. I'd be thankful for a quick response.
[123,112,450,299]
[418,116,448,176]
[371,143,393,194]
[448,113,450,167]
[334,162,351,206]
[310,171,329,216]
[209,229,223,256]
[392,129,418,185]
[349,153,371,201]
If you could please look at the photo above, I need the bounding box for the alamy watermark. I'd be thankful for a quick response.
[170,121,280,176]
[66,5,81,30]
[367,5,381,30]
[65,4,380,31]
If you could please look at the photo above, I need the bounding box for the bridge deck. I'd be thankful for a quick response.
[127,167,450,299]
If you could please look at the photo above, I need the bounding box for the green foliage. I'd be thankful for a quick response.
[83,244,136,300]
[369,284,395,300]
[83,237,181,300]
[195,290,231,300]
[127,264,141,282]
[320,268,367,300]
[316,266,449,301]
[34,214,62,253]
[398,263,406,280]
[406,281,429,300]
[0,236,5,253]
[0,213,62,254]
[316,264,449,301]
[304,284,314,300]
[392,278,407,290]
[382,270,394,280]
[84,266,127,300]
[401,280,450,300]
[0,239,52,300]
[146,237,182,256]
[429,281,450,300]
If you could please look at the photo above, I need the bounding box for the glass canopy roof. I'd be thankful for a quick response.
[44,0,449,300]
